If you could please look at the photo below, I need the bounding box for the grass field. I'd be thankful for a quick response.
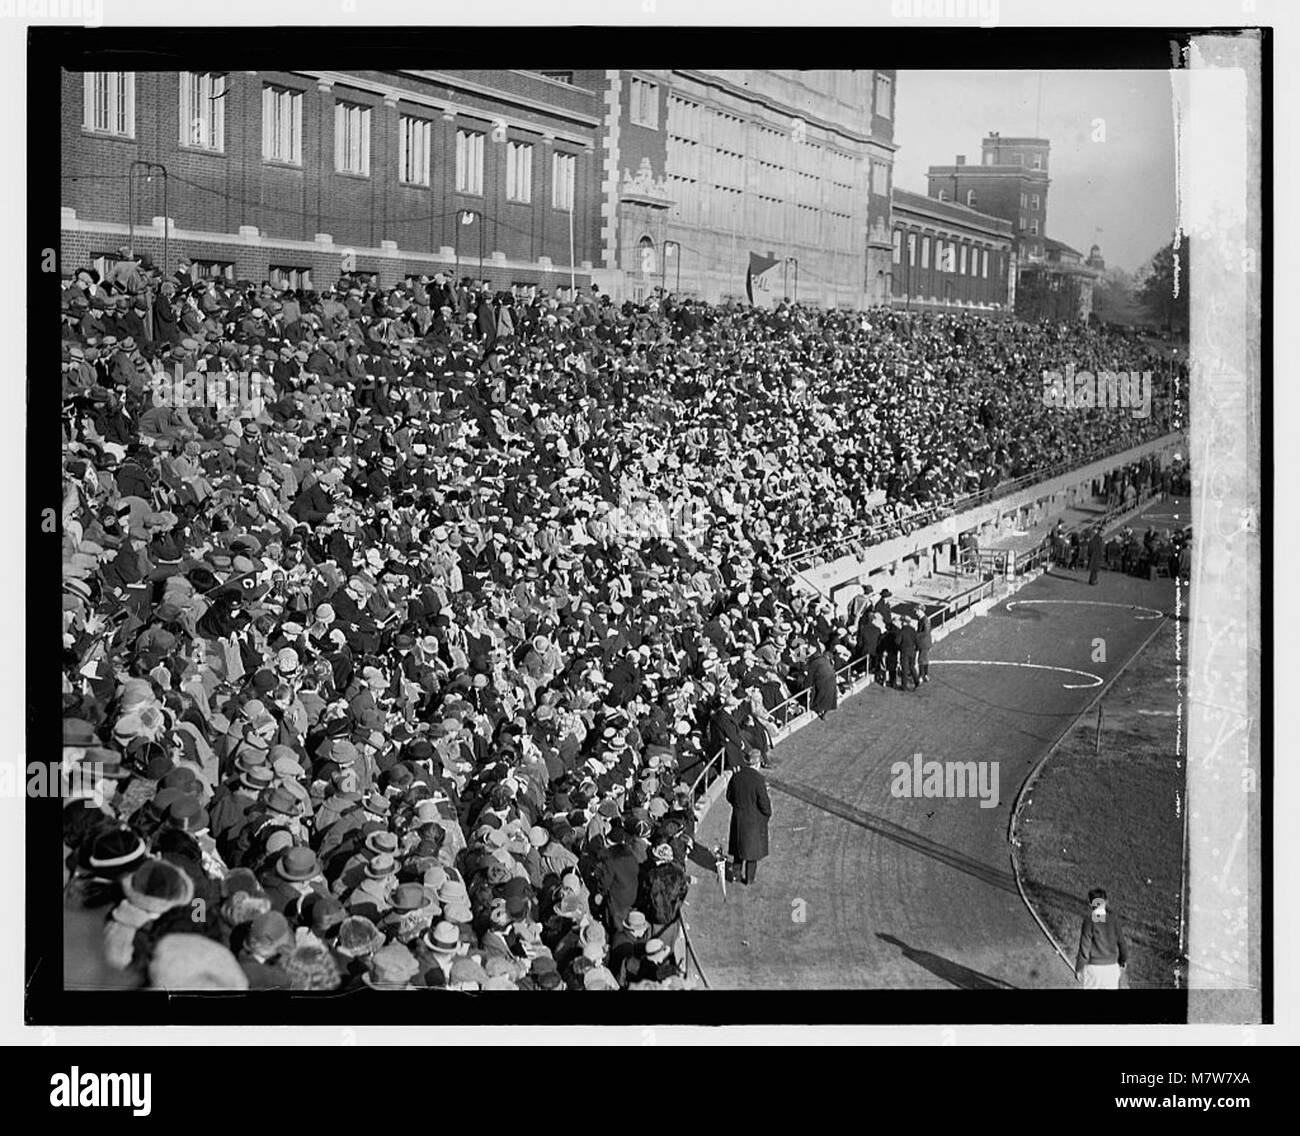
[1017,617,1185,988]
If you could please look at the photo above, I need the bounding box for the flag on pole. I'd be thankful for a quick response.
[745,252,782,308]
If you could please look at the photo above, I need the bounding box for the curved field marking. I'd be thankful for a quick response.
[930,659,1104,689]
[1005,599,1165,621]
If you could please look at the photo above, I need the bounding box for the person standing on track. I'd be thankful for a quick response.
[916,611,932,684]
[898,613,920,692]
[1075,888,1130,989]
[725,749,772,887]
[1087,525,1105,586]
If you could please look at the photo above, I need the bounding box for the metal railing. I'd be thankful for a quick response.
[685,573,999,807]
[777,434,1182,571]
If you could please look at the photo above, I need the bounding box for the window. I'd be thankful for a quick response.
[1018,216,1026,232]
[90,252,117,279]
[179,72,225,151]
[540,71,573,84]
[191,259,235,282]
[1020,192,1028,209]
[941,241,955,273]
[455,128,485,194]
[921,236,931,269]
[629,77,659,128]
[874,73,893,119]
[1031,193,1040,210]
[937,189,948,202]
[907,232,916,267]
[869,160,889,197]
[506,140,533,203]
[966,189,977,208]
[83,72,134,137]
[892,229,902,265]
[1031,153,1043,170]
[399,115,432,186]
[552,151,576,210]
[982,249,989,278]
[262,85,302,165]
[667,95,702,140]
[269,265,312,291]
[959,245,967,275]
[1029,219,1039,236]
[795,202,819,244]
[334,102,371,176]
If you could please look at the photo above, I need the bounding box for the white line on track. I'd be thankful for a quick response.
[1005,599,1165,620]
[930,659,1104,689]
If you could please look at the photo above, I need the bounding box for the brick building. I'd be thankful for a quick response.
[593,69,898,308]
[886,188,1014,313]
[926,132,1100,321]
[61,68,604,291]
[62,68,898,311]
[926,133,1051,264]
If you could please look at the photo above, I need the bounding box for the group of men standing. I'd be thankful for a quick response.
[847,585,932,693]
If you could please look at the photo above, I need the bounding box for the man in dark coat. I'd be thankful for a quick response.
[916,612,933,684]
[1087,526,1105,586]
[808,650,838,717]
[898,613,920,692]
[594,828,640,934]
[725,750,771,886]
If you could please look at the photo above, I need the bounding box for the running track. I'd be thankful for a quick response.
[686,558,1180,990]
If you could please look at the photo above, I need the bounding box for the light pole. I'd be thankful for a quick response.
[458,209,485,281]
[128,160,169,270]
[786,256,799,303]
[128,161,167,341]
[662,239,680,294]
[878,269,893,308]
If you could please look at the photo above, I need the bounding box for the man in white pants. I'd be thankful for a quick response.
[1075,887,1130,989]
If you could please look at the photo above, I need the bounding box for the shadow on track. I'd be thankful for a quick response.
[769,777,1088,914]
[875,933,1018,990]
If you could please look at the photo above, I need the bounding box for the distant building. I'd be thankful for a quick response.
[1017,236,1101,321]
[599,69,898,307]
[927,133,1102,322]
[887,189,1014,313]
[927,133,1050,264]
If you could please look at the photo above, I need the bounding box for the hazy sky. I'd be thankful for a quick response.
[893,70,1177,274]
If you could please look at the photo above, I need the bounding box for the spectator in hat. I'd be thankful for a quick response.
[725,750,772,887]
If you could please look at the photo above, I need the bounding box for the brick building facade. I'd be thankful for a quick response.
[887,189,1014,313]
[61,68,604,292]
[926,133,1051,264]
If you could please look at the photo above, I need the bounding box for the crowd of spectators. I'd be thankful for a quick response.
[59,252,1187,991]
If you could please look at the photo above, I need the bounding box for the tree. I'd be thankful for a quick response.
[1092,265,1141,326]
[1136,238,1190,333]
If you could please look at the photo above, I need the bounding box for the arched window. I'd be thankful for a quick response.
[966,189,978,209]
[937,188,948,202]
[637,234,656,276]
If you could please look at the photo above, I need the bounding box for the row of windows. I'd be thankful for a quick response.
[984,149,1046,170]
[82,72,581,207]
[893,229,994,278]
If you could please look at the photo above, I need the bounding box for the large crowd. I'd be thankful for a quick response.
[59,251,1186,991]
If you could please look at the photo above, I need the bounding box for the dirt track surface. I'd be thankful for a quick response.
[686,562,1179,991]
